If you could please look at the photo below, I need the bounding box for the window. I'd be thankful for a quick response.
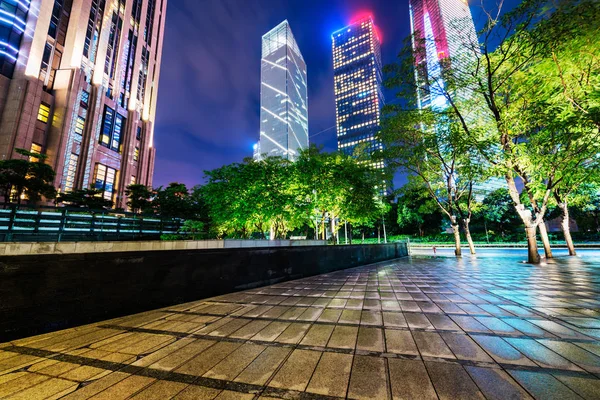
[136,126,142,140]
[94,163,117,202]
[74,116,85,140]
[112,113,124,152]
[65,154,78,192]
[80,90,90,108]
[99,106,125,152]
[130,175,136,185]
[134,147,139,162]
[37,103,51,123]
[29,143,42,162]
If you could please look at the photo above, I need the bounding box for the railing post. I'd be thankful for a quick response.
[6,207,15,242]
[58,208,66,242]
[138,214,143,239]
[116,215,121,240]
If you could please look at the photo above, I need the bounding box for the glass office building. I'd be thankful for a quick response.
[257,20,308,161]
[409,0,479,109]
[332,16,385,171]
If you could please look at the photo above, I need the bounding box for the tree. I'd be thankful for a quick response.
[0,148,56,207]
[480,189,522,239]
[125,184,153,214]
[384,0,600,263]
[396,178,443,237]
[153,183,194,219]
[57,188,113,209]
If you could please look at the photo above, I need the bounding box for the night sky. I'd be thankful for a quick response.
[152,0,519,189]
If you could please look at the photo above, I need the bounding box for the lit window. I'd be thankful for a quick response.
[65,154,79,192]
[134,146,139,161]
[29,143,42,162]
[74,116,85,139]
[99,106,126,153]
[37,103,50,123]
[94,163,118,202]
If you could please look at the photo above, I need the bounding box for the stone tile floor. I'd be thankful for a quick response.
[1,254,600,399]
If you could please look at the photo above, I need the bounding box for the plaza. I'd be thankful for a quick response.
[0,253,599,399]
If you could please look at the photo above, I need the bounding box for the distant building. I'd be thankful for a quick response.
[256,20,308,161]
[332,16,385,172]
[0,0,167,208]
[409,0,479,109]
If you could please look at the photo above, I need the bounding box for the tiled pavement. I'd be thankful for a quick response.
[1,255,600,399]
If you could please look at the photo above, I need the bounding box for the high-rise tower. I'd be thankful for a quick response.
[0,0,167,209]
[409,0,479,109]
[257,20,308,161]
[332,16,385,171]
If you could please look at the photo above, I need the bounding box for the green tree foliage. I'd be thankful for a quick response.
[57,188,112,209]
[125,184,153,214]
[479,189,522,238]
[0,148,56,207]
[153,182,195,219]
[396,178,443,237]
[199,146,384,241]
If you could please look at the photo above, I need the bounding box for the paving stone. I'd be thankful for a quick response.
[300,324,335,347]
[505,338,582,371]
[383,311,408,328]
[327,325,359,349]
[554,372,600,400]
[130,380,188,399]
[441,333,494,362]
[203,343,265,381]
[235,346,291,386]
[175,341,241,376]
[87,375,155,399]
[268,349,321,391]
[275,322,310,344]
[306,352,353,397]
[471,335,537,366]
[228,320,271,339]
[348,355,389,399]
[356,327,385,352]
[405,313,434,329]
[388,358,437,399]
[412,331,455,359]
[465,366,533,400]
[172,385,221,399]
[508,369,582,400]
[425,361,485,400]
[385,329,419,356]
[150,339,215,371]
[251,322,291,342]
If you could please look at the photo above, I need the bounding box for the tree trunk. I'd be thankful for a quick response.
[538,222,553,259]
[451,216,462,256]
[505,175,541,263]
[525,225,540,264]
[377,226,380,244]
[462,219,476,255]
[557,202,576,256]
[330,215,336,245]
[362,230,365,243]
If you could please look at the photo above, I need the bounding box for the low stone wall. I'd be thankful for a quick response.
[0,242,407,341]
[0,239,326,256]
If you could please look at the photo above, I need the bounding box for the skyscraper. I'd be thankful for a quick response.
[257,20,308,161]
[409,0,479,109]
[0,0,167,209]
[332,15,385,171]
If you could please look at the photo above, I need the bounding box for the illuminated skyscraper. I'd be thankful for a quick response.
[409,0,479,109]
[0,0,167,209]
[332,15,384,171]
[257,20,308,161]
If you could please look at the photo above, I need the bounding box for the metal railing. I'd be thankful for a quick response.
[0,206,181,242]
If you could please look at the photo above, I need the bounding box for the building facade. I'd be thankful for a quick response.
[332,16,385,171]
[0,0,167,208]
[256,20,308,162]
[409,0,478,109]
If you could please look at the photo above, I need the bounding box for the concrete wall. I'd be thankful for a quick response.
[0,239,327,256]
[0,243,407,341]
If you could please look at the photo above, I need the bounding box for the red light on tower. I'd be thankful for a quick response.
[348,11,382,43]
